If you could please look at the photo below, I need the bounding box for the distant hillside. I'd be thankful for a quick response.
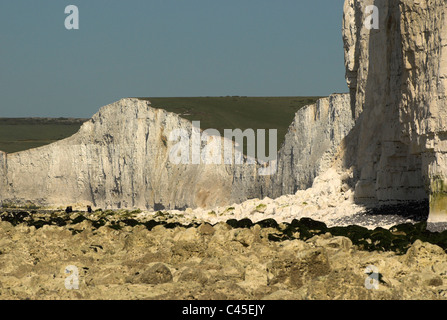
[0,118,89,153]
[0,118,89,126]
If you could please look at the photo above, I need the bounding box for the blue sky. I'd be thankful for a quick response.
[0,0,347,117]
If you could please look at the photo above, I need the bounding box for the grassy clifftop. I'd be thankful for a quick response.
[0,118,89,154]
[0,97,321,154]
[140,96,321,151]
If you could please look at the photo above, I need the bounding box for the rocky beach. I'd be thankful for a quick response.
[0,202,447,300]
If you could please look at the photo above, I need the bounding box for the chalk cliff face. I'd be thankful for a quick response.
[267,94,354,199]
[343,0,447,220]
[0,99,261,210]
[0,95,353,211]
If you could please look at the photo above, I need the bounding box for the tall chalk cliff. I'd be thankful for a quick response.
[343,0,447,221]
[0,95,353,211]
[267,94,354,199]
[0,99,262,210]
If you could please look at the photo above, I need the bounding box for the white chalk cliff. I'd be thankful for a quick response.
[266,94,354,199]
[0,95,352,211]
[2,0,447,222]
[342,0,447,221]
[0,100,255,210]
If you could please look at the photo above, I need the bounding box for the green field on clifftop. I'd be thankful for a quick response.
[141,96,321,154]
[0,118,88,154]
[0,97,321,154]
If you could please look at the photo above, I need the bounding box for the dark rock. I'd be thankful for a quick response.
[268,233,294,242]
[31,220,50,229]
[238,218,254,228]
[390,223,415,236]
[91,219,106,229]
[122,219,140,227]
[164,222,182,229]
[391,238,411,254]
[226,218,254,229]
[0,211,30,226]
[108,221,122,230]
[50,217,67,227]
[329,225,370,243]
[225,219,238,228]
[71,215,87,225]
[299,218,328,233]
[143,220,160,231]
[256,218,279,229]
